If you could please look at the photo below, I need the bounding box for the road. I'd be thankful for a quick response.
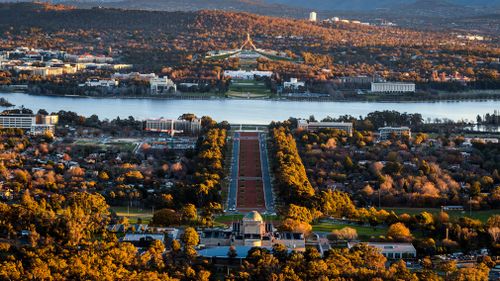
[259,132,274,212]
[227,132,240,211]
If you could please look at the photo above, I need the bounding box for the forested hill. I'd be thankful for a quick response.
[2,2,498,56]
[0,3,196,31]
[59,0,307,18]
[0,2,454,47]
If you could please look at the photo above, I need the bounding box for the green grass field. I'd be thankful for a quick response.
[73,139,137,153]
[382,207,498,222]
[228,79,271,97]
[110,206,153,224]
[312,222,387,238]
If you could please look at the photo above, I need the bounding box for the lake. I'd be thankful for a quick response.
[1,92,499,124]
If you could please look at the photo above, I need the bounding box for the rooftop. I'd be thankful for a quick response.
[348,242,416,253]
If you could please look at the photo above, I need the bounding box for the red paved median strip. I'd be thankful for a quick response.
[237,132,265,211]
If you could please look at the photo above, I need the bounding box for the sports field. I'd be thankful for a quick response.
[110,206,153,224]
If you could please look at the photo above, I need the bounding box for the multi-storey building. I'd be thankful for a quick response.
[224,70,273,80]
[150,77,177,94]
[83,78,119,88]
[298,120,353,136]
[378,126,411,140]
[145,118,202,136]
[347,242,416,260]
[0,113,58,134]
[371,82,415,93]
[283,78,305,90]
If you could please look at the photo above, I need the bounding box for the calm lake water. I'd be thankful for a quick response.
[1,92,499,124]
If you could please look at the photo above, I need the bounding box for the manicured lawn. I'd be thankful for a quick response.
[312,222,387,238]
[228,79,271,97]
[382,207,498,222]
[110,206,153,224]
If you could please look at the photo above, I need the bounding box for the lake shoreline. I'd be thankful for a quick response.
[2,90,500,104]
[2,91,500,123]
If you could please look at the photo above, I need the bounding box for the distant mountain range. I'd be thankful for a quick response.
[51,0,307,18]
[265,0,499,10]
[9,0,497,12]
[0,0,498,18]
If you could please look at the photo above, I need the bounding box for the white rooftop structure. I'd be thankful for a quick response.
[283,78,305,90]
[348,242,416,259]
[83,78,118,88]
[224,70,273,80]
[298,120,353,136]
[150,77,177,94]
[371,82,415,93]
[378,126,411,140]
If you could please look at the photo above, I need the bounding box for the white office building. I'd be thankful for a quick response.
[145,118,202,135]
[371,82,415,93]
[298,120,353,136]
[0,115,35,129]
[150,77,177,94]
[378,126,411,140]
[224,70,273,80]
[0,114,58,134]
[283,78,305,90]
[83,78,118,88]
[309,12,317,22]
[348,242,416,260]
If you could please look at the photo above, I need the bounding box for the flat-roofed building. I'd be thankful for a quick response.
[145,118,202,136]
[0,114,35,129]
[0,113,58,135]
[378,126,411,140]
[283,78,305,91]
[340,75,374,84]
[298,120,353,136]
[348,242,416,260]
[122,233,165,248]
[83,78,118,88]
[224,70,272,80]
[150,77,177,94]
[37,114,59,125]
[31,124,55,135]
[112,72,157,81]
[371,82,415,93]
